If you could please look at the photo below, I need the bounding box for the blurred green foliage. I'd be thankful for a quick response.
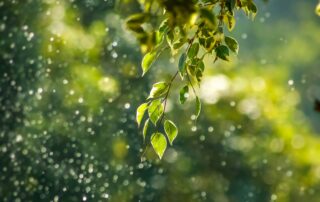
[1,0,320,202]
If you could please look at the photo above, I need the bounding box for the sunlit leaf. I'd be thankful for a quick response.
[142,119,150,141]
[173,38,186,49]
[164,120,178,145]
[148,99,164,125]
[188,43,199,59]
[126,13,148,25]
[215,45,229,61]
[159,19,169,33]
[316,3,320,16]
[151,132,167,159]
[195,96,201,119]
[223,14,236,31]
[141,51,157,76]
[136,103,148,127]
[148,82,169,99]
[225,36,239,54]
[179,85,189,104]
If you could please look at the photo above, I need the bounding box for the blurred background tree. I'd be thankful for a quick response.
[0,0,320,201]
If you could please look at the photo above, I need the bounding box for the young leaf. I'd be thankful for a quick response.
[141,51,157,76]
[148,82,169,99]
[164,120,178,145]
[142,119,149,141]
[188,43,199,59]
[195,96,201,119]
[179,85,189,104]
[151,132,167,159]
[178,53,187,76]
[136,103,148,127]
[215,45,229,61]
[225,36,239,54]
[148,99,164,125]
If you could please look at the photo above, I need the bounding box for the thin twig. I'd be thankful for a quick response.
[158,71,179,124]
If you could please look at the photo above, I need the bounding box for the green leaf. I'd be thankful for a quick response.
[166,31,174,49]
[179,85,189,104]
[151,132,167,159]
[148,82,169,99]
[173,38,186,49]
[223,14,236,31]
[225,36,239,54]
[188,43,199,59]
[178,53,187,75]
[204,37,216,51]
[215,45,229,61]
[164,120,178,145]
[159,19,169,33]
[247,1,257,18]
[226,0,236,13]
[148,99,164,125]
[136,103,148,127]
[126,13,148,25]
[142,119,149,141]
[200,9,218,29]
[198,60,205,72]
[196,69,203,83]
[195,96,201,119]
[142,52,157,76]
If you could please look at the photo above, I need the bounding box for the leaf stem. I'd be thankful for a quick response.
[186,72,197,96]
[158,71,179,125]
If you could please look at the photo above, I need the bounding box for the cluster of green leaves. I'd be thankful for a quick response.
[127,0,258,159]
